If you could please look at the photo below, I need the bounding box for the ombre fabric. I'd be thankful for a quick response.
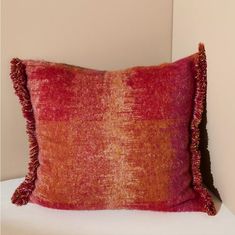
[10,44,216,215]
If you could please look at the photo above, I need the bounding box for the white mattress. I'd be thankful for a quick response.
[1,178,235,235]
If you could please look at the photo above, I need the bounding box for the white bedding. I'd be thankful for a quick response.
[1,178,235,235]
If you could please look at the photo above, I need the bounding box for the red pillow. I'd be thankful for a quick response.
[10,43,216,215]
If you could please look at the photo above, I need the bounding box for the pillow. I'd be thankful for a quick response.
[10,43,216,215]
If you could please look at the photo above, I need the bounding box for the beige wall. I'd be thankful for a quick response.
[1,0,173,180]
[2,0,235,215]
[1,0,235,215]
[172,0,235,213]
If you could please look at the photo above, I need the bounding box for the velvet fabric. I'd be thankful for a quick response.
[10,44,216,215]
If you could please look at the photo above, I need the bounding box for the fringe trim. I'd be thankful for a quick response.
[191,44,216,215]
[10,58,39,205]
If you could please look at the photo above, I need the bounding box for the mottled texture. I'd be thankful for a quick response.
[10,44,216,215]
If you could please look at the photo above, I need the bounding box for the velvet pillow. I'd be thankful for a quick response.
[10,43,216,215]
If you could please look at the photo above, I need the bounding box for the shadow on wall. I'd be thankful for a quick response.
[199,99,221,201]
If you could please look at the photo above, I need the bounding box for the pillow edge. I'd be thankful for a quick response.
[10,58,40,206]
[190,44,216,216]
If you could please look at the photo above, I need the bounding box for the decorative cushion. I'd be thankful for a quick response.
[10,43,216,215]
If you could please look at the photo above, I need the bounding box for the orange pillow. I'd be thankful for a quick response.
[10,43,216,215]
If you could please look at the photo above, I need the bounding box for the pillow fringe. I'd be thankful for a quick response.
[191,44,216,215]
[10,58,39,205]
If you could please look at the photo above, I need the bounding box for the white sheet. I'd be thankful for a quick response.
[1,178,235,235]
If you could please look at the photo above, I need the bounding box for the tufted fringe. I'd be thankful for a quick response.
[190,44,216,215]
[10,58,39,205]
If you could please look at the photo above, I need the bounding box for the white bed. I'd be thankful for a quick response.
[1,178,235,235]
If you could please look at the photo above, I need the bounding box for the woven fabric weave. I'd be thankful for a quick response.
[10,44,216,215]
